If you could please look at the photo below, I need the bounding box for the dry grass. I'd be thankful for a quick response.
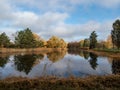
[0,75,120,90]
[0,48,56,53]
[0,48,67,57]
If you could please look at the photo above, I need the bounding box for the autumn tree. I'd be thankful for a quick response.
[106,35,113,49]
[96,40,106,49]
[0,32,10,48]
[89,31,97,49]
[47,36,67,48]
[83,38,90,47]
[59,39,67,48]
[111,19,120,49]
[33,33,44,47]
[79,40,84,48]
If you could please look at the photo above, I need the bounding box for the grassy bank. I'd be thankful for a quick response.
[83,48,120,58]
[0,75,120,90]
[0,48,67,54]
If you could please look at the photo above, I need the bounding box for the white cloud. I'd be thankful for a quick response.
[7,0,120,11]
[98,0,120,8]
[12,11,69,33]
[0,0,13,23]
[12,12,39,28]
[0,0,119,42]
[0,10,114,42]
[36,20,113,42]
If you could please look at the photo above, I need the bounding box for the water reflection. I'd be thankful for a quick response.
[14,54,44,74]
[68,50,102,70]
[0,56,9,68]
[112,58,120,74]
[83,51,90,60]
[47,50,66,62]
[89,53,98,70]
[68,49,82,55]
[68,50,90,60]
[0,50,114,79]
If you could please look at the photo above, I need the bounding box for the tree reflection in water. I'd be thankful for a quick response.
[0,56,9,68]
[68,49,84,57]
[83,51,90,60]
[67,50,98,69]
[112,58,120,74]
[89,53,98,70]
[47,50,66,62]
[68,50,90,60]
[14,54,44,74]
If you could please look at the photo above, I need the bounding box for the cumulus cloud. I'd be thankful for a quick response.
[35,20,113,41]
[0,0,13,24]
[0,0,119,42]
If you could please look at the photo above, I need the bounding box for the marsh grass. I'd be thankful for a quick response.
[0,75,120,90]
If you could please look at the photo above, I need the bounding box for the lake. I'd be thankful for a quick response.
[0,50,120,79]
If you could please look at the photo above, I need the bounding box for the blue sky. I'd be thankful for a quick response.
[0,0,120,42]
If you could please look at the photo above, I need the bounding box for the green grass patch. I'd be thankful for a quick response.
[94,48,120,53]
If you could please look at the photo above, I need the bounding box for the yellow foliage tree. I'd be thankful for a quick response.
[47,36,67,48]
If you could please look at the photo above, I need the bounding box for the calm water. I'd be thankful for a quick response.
[0,50,119,79]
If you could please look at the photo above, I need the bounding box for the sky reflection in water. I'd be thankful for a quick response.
[0,50,116,79]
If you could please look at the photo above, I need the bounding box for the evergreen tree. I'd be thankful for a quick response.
[0,32,10,48]
[111,19,120,49]
[89,31,97,49]
[15,28,35,48]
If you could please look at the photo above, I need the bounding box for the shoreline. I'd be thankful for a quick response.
[85,49,120,58]
[0,74,120,90]
[0,48,67,54]
[0,48,67,58]
[1,48,120,58]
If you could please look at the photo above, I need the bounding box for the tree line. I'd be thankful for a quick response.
[68,19,120,49]
[0,19,120,49]
[0,28,67,48]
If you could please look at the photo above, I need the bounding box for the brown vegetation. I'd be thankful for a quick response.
[0,75,120,90]
[0,48,67,54]
[0,48,67,61]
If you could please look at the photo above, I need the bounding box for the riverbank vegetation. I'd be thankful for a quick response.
[0,75,120,90]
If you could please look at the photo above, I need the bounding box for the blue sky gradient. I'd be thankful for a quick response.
[0,0,120,42]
